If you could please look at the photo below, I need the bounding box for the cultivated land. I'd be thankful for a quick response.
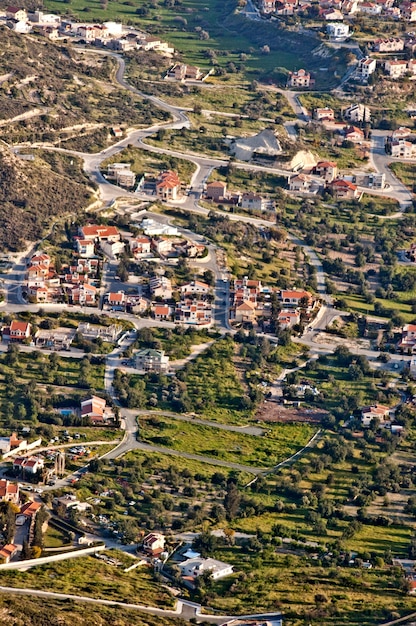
[1,0,416,622]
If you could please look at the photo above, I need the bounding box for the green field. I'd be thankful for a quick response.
[42,0,347,87]
[139,414,316,468]
[0,552,175,607]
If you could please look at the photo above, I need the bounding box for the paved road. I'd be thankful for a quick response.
[369,130,414,211]
[0,585,282,625]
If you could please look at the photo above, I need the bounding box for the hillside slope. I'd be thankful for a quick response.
[0,145,94,251]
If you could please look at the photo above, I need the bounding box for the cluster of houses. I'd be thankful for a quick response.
[0,479,42,563]
[258,0,416,27]
[3,8,176,56]
[151,279,214,326]
[105,165,183,200]
[229,276,314,329]
[204,181,273,211]
[288,156,385,199]
[355,55,416,83]
[25,245,101,305]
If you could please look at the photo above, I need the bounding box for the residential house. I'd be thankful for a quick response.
[240,192,266,211]
[140,219,178,237]
[101,239,125,259]
[360,2,382,14]
[175,300,212,325]
[76,239,95,258]
[151,237,174,257]
[77,322,120,343]
[278,310,301,329]
[322,8,344,19]
[81,396,114,426]
[289,174,312,192]
[314,160,338,182]
[361,404,392,427]
[384,59,408,78]
[344,125,365,142]
[205,181,227,201]
[79,225,120,243]
[287,69,312,88]
[0,479,19,505]
[155,170,182,201]
[143,532,166,555]
[153,304,172,321]
[373,37,404,52]
[107,163,131,180]
[234,301,257,323]
[399,323,416,350]
[34,327,76,350]
[29,253,51,268]
[9,321,31,342]
[313,107,335,121]
[149,276,172,299]
[6,6,27,20]
[0,544,18,563]
[135,349,170,373]
[326,22,350,38]
[165,63,203,81]
[392,127,413,140]
[391,139,416,158]
[358,57,377,80]
[180,557,233,580]
[341,0,358,14]
[130,236,151,257]
[66,282,98,307]
[116,169,136,188]
[13,456,44,475]
[0,433,27,456]
[280,289,312,307]
[402,1,416,20]
[260,0,276,11]
[329,178,359,199]
[107,292,126,309]
[344,103,371,122]
[180,281,210,295]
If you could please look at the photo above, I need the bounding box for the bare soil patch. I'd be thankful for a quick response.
[255,401,328,423]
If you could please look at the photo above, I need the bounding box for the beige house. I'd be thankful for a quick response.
[314,160,338,182]
[206,181,227,201]
[384,59,408,78]
[235,301,257,323]
[287,69,311,88]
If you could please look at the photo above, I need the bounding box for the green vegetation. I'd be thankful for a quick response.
[0,552,175,607]
[160,207,313,290]
[0,594,185,626]
[0,343,106,433]
[140,414,316,468]
[390,162,416,192]
[125,326,220,361]
[291,348,400,415]
[42,0,315,79]
[146,113,275,160]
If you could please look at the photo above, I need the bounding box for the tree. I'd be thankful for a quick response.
[224,482,241,521]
